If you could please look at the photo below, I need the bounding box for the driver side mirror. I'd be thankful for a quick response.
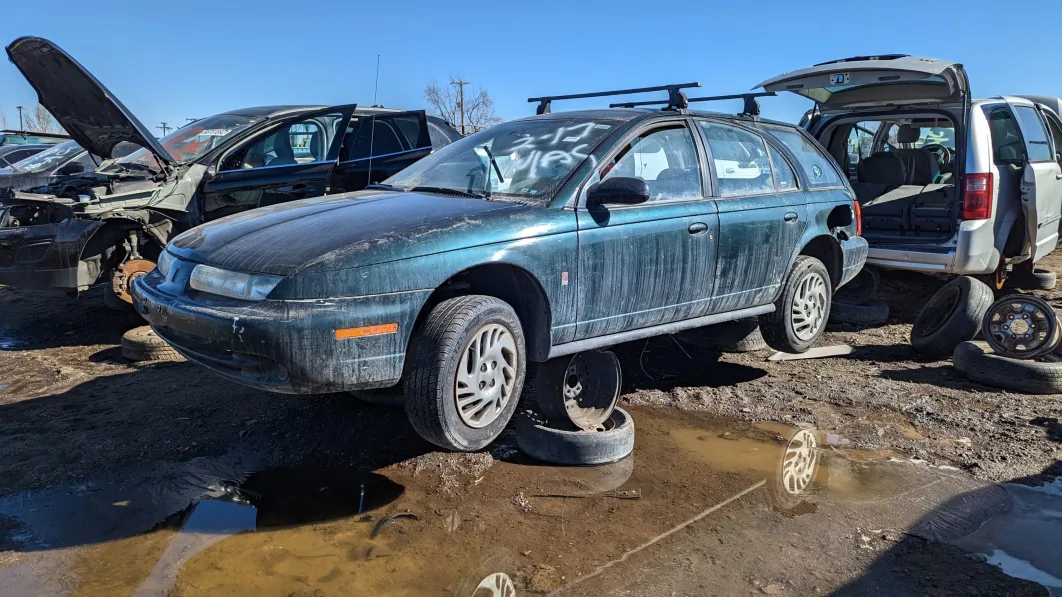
[586,177,650,209]
[58,161,84,175]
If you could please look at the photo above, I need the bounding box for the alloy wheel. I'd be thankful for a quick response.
[454,323,518,428]
[791,272,828,341]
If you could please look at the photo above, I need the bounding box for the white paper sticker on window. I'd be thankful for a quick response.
[198,129,232,137]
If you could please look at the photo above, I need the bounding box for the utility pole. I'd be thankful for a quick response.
[158,122,171,136]
[16,106,23,130]
[450,78,468,135]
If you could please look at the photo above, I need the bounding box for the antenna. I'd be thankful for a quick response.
[366,54,380,182]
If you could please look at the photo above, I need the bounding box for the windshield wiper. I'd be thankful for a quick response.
[365,183,404,191]
[409,186,487,199]
[480,145,504,199]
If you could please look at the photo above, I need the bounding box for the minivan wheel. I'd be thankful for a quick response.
[759,256,832,354]
[404,295,526,451]
[910,276,994,359]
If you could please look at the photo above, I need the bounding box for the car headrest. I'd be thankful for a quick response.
[897,124,921,144]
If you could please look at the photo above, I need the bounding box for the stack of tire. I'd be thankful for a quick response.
[828,266,890,327]
[516,351,635,465]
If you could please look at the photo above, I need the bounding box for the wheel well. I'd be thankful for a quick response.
[413,264,553,362]
[800,235,842,288]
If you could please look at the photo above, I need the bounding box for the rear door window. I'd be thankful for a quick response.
[343,112,430,161]
[1013,105,1055,162]
[697,121,775,196]
[989,108,1027,164]
[767,143,798,191]
[762,126,845,189]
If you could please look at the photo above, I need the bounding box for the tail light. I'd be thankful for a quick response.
[853,199,863,236]
[962,173,994,220]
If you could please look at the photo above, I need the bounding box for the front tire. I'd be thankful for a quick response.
[404,295,526,451]
[759,256,832,354]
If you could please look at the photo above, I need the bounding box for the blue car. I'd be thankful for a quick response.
[133,84,868,452]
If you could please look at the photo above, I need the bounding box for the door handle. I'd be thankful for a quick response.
[688,222,709,235]
[291,183,309,192]
[784,212,799,223]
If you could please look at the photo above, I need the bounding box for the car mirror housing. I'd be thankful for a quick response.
[586,177,650,208]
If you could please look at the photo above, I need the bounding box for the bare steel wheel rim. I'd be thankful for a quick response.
[791,272,828,341]
[455,323,518,428]
[781,429,819,495]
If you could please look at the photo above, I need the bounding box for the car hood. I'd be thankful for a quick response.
[5,36,172,166]
[168,191,529,276]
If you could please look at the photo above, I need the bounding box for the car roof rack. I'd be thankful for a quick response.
[611,91,778,119]
[528,82,701,115]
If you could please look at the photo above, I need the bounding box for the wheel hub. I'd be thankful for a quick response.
[984,295,1059,359]
[454,324,517,428]
[112,259,157,304]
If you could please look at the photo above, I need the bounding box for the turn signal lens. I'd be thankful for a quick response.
[335,323,399,340]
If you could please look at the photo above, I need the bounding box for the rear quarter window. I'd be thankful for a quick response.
[761,126,845,189]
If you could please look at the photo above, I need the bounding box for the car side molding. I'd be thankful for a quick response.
[546,304,775,359]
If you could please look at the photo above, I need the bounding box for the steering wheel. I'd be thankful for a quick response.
[922,144,954,170]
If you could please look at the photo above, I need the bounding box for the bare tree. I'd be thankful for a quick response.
[22,104,62,133]
[424,77,502,135]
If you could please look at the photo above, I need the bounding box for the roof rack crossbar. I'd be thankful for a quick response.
[611,91,778,117]
[528,82,701,115]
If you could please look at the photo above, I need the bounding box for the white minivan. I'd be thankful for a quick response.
[759,55,1062,290]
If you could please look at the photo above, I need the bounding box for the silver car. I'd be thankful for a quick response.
[759,55,1062,287]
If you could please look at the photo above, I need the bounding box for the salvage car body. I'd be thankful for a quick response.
[760,55,1062,278]
[0,129,70,147]
[0,140,115,193]
[133,106,867,394]
[0,36,460,300]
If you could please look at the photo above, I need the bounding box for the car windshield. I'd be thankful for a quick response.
[8,140,86,173]
[112,114,257,170]
[384,117,619,203]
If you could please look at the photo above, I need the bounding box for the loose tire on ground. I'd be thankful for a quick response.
[828,299,890,327]
[516,407,635,465]
[121,326,185,362]
[835,266,880,305]
[910,276,994,359]
[1006,267,1057,291]
[759,256,832,354]
[675,318,768,353]
[404,295,526,452]
[953,341,1062,394]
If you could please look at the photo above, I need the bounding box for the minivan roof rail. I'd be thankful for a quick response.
[611,91,777,118]
[528,82,701,115]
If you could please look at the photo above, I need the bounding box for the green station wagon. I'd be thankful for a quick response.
[132,84,868,452]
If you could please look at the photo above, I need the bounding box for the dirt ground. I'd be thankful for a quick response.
[1,252,1061,596]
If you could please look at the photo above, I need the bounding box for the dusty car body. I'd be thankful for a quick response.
[133,86,868,452]
[0,36,460,305]
[0,144,50,170]
[759,55,1062,284]
[0,129,70,147]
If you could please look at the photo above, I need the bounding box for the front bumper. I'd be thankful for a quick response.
[131,268,430,394]
[837,235,870,289]
[0,219,105,292]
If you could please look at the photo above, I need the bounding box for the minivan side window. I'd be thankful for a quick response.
[988,108,1026,164]
[762,126,845,189]
[1013,105,1054,162]
[698,121,775,196]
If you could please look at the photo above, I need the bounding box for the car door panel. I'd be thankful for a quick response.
[201,105,355,221]
[574,122,718,340]
[331,111,433,193]
[1005,100,1062,261]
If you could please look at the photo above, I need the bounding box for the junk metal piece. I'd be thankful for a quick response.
[534,351,621,431]
[768,345,853,361]
[369,512,419,540]
[982,295,1060,360]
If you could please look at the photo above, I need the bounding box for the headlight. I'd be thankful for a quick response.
[189,264,282,301]
[156,250,177,279]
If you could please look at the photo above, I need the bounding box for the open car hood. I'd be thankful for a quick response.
[5,36,172,165]
[757,55,969,109]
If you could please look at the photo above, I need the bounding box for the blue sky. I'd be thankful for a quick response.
[2,0,1059,134]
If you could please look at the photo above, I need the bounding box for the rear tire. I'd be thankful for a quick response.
[828,299,890,327]
[1006,267,1057,291]
[759,256,832,354]
[404,295,525,452]
[910,276,993,359]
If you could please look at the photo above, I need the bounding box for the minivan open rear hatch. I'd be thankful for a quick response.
[756,55,969,109]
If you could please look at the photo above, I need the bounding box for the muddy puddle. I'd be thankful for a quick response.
[0,406,1059,596]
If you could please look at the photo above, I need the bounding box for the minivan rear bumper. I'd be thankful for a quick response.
[865,218,998,275]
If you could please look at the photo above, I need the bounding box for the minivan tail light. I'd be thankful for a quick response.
[853,199,863,236]
[962,173,993,220]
